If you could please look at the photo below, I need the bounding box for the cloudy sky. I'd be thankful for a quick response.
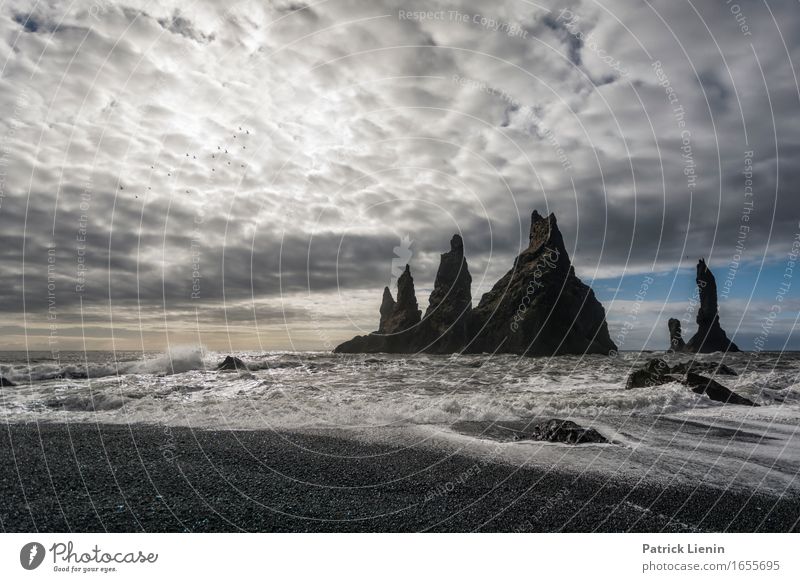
[0,0,798,352]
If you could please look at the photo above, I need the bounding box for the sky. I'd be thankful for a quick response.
[0,0,798,352]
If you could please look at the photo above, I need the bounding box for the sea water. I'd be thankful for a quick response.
[2,348,799,494]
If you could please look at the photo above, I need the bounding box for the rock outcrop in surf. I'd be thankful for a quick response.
[217,356,248,371]
[334,211,617,357]
[683,372,757,406]
[451,419,608,444]
[625,357,755,406]
[527,418,608,444]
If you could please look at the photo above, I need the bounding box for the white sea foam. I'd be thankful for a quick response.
[122,345,207,375]
[2,349,799,492]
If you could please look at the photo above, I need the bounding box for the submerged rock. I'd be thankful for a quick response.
[644,358,671,376]
[686,260,740,353]
[683,372,757,406]
[0,376,15,387]
[625,358,678,389]
[627,357,738,390]
[527,419,608,444]
[217,356,248,371]
[452,419,608,444]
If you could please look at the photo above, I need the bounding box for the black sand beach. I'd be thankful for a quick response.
[1,422,797,532]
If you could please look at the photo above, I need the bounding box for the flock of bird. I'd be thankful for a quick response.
[122,126,252,199]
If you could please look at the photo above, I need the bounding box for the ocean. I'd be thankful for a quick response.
[2,348,800,497]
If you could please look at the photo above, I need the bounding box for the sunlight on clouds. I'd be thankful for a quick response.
[1,0,799,349]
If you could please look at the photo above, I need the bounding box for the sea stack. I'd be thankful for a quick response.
[686,259,740,353]
[335,265,422,354]
[378,287,396,333]
[418,234,473,353]
[467,211,616,356]
[667,318,687,352]
[381,265,422,336]
[334,210,616,357]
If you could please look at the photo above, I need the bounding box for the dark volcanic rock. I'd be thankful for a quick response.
[418,234,472,353]
[468,211,616,356]
[626,370,672,389]
[382,265,422,334]
[217,356,248,371]
[626,356,738,390]
[627,357,749,405]
[626,358,678,389]
[453,419,608,444]
[686,260,740,353]
[333,334,386,354]
[528,419,608,444]
[334,211,616,357]
[668,318,687,352]
[0,376,15,387]
[683,372,757,406]
[644,358,671,376]
[378,287,396,334]
[335,265,421,354]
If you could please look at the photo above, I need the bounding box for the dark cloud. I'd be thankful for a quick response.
[157,10,215,43]
[12,13,41,33]
[542,13,583,66]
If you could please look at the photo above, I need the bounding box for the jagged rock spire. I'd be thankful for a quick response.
[378,287,395,334]
[686,259,739,353]
[695,259,718,327]
[394,265,419,315]
[425,235,471,318]
[667,318,687,352]
[420,234,473,353]
[529,210,564,253]
[468,210,616,356]
[334,211,616,357]
[374,265,422,339]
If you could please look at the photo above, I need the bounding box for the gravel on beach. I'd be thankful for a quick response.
[1,422,797,532]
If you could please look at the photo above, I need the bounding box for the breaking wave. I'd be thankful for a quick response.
[123,346,207,375]
[0,350,796,431]
[0,345,208,383]
[44,393,131,412]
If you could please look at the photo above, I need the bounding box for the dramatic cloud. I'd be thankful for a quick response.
[0,0,798,350]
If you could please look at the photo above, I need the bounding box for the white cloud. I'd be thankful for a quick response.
[1,0,799,349]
